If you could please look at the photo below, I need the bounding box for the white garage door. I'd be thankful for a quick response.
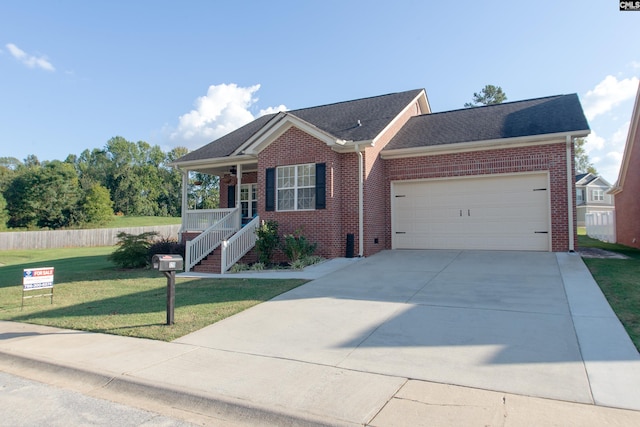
[392,173,550,251]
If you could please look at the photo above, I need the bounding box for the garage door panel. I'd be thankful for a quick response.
[392,174,550,251]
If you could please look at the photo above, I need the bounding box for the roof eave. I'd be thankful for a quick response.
[169,154,257,170]
[380,130,590,160]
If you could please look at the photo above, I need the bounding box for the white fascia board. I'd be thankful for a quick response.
[371,90,430,147]
[170,154,257,171]
[242,114,337,155]
[575,173,595,186]
[380,130,590,160]
[231,112,287,156]
[331,140,373,153]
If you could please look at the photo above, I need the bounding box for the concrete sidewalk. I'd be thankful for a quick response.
[2,322,640,426]
[1,251,640,426]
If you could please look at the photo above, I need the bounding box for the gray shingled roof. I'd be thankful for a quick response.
[175,89,424,162]
[384,94,590,151]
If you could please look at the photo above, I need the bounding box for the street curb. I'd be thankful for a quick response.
[0,349,356,427]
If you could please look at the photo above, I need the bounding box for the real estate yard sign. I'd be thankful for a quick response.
[22,267,54,309]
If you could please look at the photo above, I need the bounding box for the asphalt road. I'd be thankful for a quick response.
[0,371,196,427]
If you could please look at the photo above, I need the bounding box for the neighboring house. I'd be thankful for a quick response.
[610,83,640,249]
[171,89,590,273]
[575,173,615,226]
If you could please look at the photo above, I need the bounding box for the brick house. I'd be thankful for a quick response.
[610,83,640,248]
[171,89,590,273]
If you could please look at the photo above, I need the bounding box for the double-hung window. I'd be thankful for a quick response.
[276,164,316,211]
[591,189,604,202]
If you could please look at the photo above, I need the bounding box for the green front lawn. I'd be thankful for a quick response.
[578,234,640,351]
[0,247,305,341]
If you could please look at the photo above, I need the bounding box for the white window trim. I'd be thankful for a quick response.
[591,189,604,202]
[240,183,257,218]
[276,163,316,211]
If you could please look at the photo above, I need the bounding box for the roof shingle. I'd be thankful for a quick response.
[384,94,590,151]
[175,89,424,162]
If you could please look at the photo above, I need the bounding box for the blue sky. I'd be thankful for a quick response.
[1,1,639,184]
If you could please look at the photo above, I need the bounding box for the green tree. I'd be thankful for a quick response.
[574,137,597,175]
[0,157,20,193]
[5,161,82,229]
[465,85,507,107]
[188,172,220,210]
[0,193,9,230]
[81,183,114,225]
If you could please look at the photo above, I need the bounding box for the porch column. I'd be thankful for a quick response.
[236,163,242,229]
[180,169,189,235]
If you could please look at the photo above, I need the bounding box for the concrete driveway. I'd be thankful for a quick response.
[176,250,640,409]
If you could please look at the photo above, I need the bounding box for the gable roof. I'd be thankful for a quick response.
[576,173,612,187]
[382,94,590,154]
[575,172,590,183]
[174,89,427,164]
[610,82,640,194]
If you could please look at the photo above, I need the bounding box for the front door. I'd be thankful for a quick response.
[240,183,257,222]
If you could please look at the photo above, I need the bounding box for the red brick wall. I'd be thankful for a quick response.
[258,126,349,259]
[219,171,258,209]
[615,127,640,248]
[362,100,423,256]
[383,142,575,252]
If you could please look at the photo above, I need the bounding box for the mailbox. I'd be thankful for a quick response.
[152,254,184,272]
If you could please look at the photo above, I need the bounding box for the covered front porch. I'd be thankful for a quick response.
[176,159,259,273]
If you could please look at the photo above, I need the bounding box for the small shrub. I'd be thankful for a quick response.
[255,220,279,265]
[250,262,265,271]
[109,231,158,268]
[281,229,317,263]
[148,237,185,264]
[289,259,306,270]
[230,263,249,272]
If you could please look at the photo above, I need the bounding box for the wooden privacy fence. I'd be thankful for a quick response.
[0,225,181,251]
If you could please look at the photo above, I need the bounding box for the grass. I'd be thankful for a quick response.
[0,247,305,341]
[578,233,640,351]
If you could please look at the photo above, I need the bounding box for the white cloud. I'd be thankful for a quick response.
[170,83,287,148]
[5,43,55,72]
[584,121,631,184]
[582,75,638,121]
[584,131,605,153]
[258,105,287,116]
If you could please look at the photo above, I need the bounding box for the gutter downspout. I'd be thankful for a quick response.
[179,168,188,240]
[566,135,575,252]
[356,144,364,257]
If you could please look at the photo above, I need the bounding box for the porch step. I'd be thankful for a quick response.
[192,250,221,274]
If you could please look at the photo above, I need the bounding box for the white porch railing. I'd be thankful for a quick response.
[220,216,260,274]
[586,211,616,243]
[185,208,240,272]
[181,208,236,232]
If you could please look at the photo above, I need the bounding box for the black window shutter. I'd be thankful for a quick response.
[315,163,326,210]
[265,168,275,211]
[227,185,236,208]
